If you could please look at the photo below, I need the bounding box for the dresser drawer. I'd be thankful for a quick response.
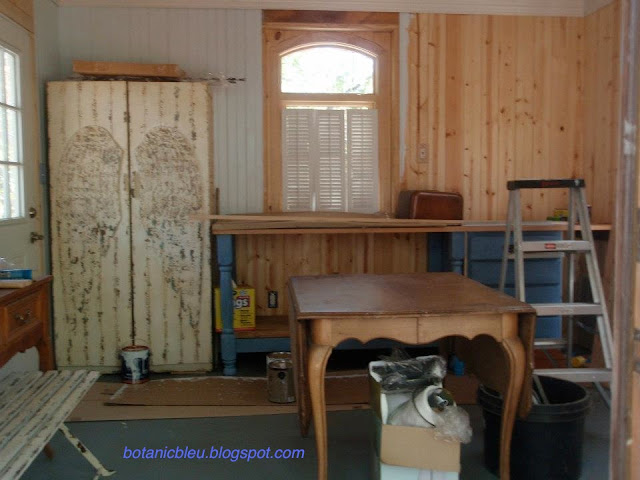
[4,292,41,337]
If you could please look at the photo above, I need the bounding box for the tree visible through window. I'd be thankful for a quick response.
[280,45,379,213]
[0,45,23,220]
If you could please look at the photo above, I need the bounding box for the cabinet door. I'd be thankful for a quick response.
[128,82,212,370]
[48,81,132,368]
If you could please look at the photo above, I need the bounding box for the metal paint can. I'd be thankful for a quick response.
[121,345,150,384]
[266,352,295,403]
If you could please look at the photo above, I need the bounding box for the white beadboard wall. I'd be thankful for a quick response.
[56,7,263,214]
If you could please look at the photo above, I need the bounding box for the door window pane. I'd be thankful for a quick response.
[3,50,17,107]
[0,45,22,220]
[7,108,18,162]
[8,164,20,217]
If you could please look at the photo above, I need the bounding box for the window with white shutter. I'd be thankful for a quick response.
[264,23,396,214]
[282,109,313,211]
[282,109,378,213]
[347,110,378,213]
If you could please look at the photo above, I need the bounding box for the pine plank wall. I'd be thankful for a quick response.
[238,3,621,317]
[50,3,620,318]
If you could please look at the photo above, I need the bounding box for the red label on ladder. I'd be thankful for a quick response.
[544,243,557,250]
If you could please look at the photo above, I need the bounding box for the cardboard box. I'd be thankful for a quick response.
[369,361,461,475]
[214,286,256,331]
[372,449,458,480]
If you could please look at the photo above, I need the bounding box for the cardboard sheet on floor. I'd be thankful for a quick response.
[106,374,368,406]
[68,373,370,422]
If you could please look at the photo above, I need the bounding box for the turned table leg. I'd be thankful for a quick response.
[308,344,332,480]
[499,335,526,480]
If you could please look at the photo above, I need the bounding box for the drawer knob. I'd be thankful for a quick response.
[14,310,32,325]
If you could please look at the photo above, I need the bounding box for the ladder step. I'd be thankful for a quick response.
[534,338,567,349]
[534,368,611,383]
[532,303,604,316]
[506,252,565,260]
[520,240,591,253]
[507,178,585,190]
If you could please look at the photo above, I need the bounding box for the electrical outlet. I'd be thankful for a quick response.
[268,291,278,308]
[418,144,428,163]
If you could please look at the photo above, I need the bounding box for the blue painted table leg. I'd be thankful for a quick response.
[217,234,237,376]
[449,232,465,274]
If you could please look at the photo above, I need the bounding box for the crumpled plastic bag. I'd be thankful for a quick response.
[388,384,473,444]
[371,355,447,393]
[432,404,472,444]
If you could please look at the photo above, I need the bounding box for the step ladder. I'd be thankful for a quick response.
[498,179,613,399]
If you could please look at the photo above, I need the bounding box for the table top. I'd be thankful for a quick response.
[289,272,535,318]
[0,275,52,304]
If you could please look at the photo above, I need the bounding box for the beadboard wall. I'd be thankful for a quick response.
[56,6,263,214]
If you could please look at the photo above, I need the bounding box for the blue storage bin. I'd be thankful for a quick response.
[447,231,563,339]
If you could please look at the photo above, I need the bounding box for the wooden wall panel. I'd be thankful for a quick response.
[0,0,33,32]
[235,233,427,316]
[57,7,263,214]
[48,81,132,368]
[128,82,212,369]
[584,0,620,223]
[404,13,587,221]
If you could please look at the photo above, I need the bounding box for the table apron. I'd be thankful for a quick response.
[308,313,517,346]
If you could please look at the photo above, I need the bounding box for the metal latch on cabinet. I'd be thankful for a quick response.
[30,232,44,243]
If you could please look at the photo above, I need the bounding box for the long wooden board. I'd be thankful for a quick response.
[73,60,185,78]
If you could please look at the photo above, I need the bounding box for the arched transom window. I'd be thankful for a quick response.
[281,46,374,94]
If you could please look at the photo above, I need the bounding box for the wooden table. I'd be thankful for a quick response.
[288,272,536,480]
[0,276,54,370]
[211,218,608,375]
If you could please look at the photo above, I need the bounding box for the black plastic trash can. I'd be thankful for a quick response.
[478,376,591,480]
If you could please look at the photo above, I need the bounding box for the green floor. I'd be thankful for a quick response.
[22,350,611,480]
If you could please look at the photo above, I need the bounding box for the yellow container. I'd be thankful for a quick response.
[214,286,256,331]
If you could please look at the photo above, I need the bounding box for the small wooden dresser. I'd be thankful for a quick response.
[0,276,54,370]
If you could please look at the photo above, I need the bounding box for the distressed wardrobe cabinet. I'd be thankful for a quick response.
[47,81,212,372]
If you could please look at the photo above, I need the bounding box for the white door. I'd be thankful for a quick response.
[48,81,132,369]
[0,14,43,274]
[128,82,212,371]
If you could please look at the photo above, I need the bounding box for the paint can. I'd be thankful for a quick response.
[266,352,295,403]
[121,345,150,384]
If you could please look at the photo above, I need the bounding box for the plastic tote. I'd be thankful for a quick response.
[478,376,591,480]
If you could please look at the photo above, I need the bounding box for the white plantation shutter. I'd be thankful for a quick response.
[282,109,313,211]
[316,110,345,211]
[346,109,378,213]
[282,108,378,213]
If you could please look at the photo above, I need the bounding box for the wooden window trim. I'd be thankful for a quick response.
[263,16,398,214]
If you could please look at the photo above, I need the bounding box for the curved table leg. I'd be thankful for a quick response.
[290,314,311,437]
[500,335,526,480]
[308,344,333,480]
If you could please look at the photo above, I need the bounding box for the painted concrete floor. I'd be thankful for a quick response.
[22,386,610,480]
[21,350,611,479]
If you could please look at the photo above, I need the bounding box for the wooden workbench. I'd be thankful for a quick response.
[207,215,610,376]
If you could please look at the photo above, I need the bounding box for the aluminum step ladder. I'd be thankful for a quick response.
[498,179,613,402]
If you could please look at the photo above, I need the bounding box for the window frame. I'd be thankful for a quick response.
[263,19,398,214]
[0,42,24,222]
